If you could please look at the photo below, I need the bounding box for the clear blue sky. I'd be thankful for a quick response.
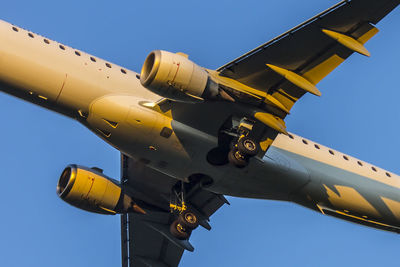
[0,1,400,266]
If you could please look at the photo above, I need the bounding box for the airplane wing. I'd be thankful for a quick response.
[217,0,400,113]
[119,154,229,267]
[119,1,399,266]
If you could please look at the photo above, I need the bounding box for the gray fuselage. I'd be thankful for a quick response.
[1,20,399,233]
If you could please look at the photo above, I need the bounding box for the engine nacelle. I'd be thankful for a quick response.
[57,165,144,215]
[140,50,218,102]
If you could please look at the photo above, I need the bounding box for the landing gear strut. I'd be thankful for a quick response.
[169,181,200,240]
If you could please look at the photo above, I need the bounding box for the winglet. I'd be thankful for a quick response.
[266,64,321,96]
[322,29,371,57]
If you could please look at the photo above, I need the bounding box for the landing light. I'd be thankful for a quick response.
[141,101,157,108]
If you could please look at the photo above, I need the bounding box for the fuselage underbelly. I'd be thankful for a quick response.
[0,19,399,233]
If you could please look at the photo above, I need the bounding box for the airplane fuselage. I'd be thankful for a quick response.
[1,19,400,233]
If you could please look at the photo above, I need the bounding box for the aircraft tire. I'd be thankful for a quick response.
[178,210,199,230]
[228,149,248,168]
[170,220,191,240]
[237,137,259,157]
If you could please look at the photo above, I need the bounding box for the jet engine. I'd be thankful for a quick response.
[57,165,145,215]
[140,50,219,102]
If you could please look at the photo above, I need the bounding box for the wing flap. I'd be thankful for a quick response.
[123,212,185,267]
[120,154,229,267]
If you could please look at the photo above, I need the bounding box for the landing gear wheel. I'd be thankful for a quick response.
[170,220,191,240]
[237,137,260,157]
[228,149,248,168]
[178,210,199,230]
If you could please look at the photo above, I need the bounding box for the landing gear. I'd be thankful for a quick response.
[170,220,191,240]
[228,148,248,168]
[237,136,260,156]
[208,116,264,168]
[169,181,200,240]
[227,136,261,167]
[227,118,261,168]
[178,209,199,230]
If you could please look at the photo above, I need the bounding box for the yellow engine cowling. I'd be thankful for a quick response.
[140,50,218,102]
[56,165,145,215]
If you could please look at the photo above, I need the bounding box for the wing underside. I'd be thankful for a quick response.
[217,0,400,113]
[120,154,228,267]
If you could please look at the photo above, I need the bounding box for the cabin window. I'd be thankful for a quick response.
[105,63,112,68]
[121,68,127,74]
[75,51,81,56]
[314,144,320,149]
[343,155,349,161]
[386,172,392,178]
[28,33,34,38]
[59,45,66,50]
[43,39,50,44]
[12,27,18,32]
[136,74,140,79]
[371,167,377,172]
[329,150,335,155]
[302,139,308,145]
[288,134,294,139]
[357,161,363,166]
[90,57,97,62]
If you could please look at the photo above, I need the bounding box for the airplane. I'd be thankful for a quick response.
[0,0,400,267]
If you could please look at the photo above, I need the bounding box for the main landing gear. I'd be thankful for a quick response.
[206,117,263,168]
[169,181,200,240]
[228,136,260,168]
[226,118,261,168]
[170,209,200,240]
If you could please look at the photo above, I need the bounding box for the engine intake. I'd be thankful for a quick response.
[140,50,218,102]
[57,165,145,215]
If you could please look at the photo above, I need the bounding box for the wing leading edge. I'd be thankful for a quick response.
[217,0,400,112]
